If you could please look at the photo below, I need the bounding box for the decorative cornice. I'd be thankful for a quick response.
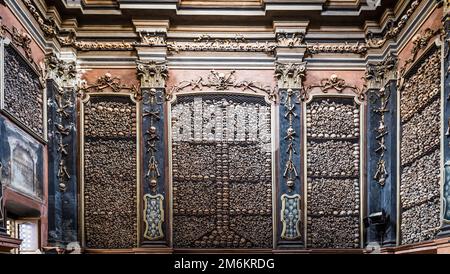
[275,62,307,90]
[167,34,277,54]
[136,60,169,88]
[365,0,421,48]
[22,0,57,38]
[78,73,141,100]
[167,70,276,101]
[305,42,368,56]
[303,74,365,101]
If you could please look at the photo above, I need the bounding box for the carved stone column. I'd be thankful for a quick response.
[438,0,450,238]
[365,54,398,247]
[45,52,78,248]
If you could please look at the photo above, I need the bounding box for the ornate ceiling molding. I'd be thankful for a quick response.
[303,74,365,101]
[365,0,421,48]
[305,42,368,56]
[167,70,276,101]
[22,0,57,38]
[78,73,141,100]
[167,34,277,53]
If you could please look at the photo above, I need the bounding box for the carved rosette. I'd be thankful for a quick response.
[137,60,169,243]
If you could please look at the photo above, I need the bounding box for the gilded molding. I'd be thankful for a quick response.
[303,74,365,101]
[280,194,301,240]
[366,0,421,48]
[167,70,276,101]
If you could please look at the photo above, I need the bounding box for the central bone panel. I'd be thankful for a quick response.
[171,94,273,248]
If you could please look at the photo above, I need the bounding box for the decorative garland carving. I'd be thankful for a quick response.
[366,0,421,48]
[22,0,57,37]
[305,42,368,56]
[303,74,365,101]
[78,73,141,100]
[0,20,36,66]
[399,28,441,77]
[143,194,164,240]
[280,194,301,240]
[167,70,276,101]
[167,34,277,53]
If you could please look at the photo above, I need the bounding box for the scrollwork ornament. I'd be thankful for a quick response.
[167,70,276,102]
[304,74,365,101]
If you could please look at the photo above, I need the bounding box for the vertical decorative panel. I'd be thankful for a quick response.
[365,54,398,246]
[275,62,306,246]
[171,94,273,248]
[80,75,140,249]
[136,60,169,245]
[399,47,441,244]
[305,97,361,248]
[45,53,78,245]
